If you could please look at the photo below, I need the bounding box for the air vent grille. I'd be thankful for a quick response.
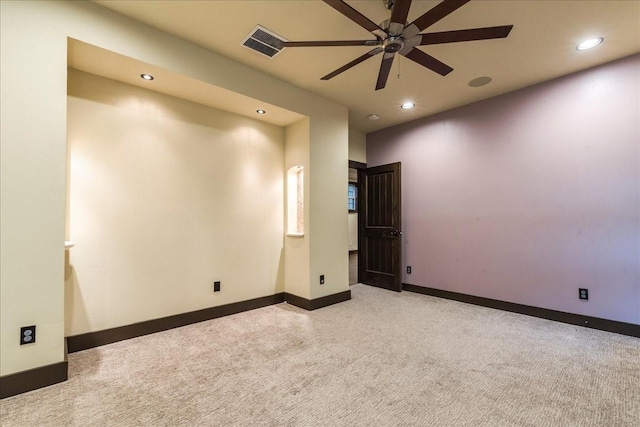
[241,26,287,58]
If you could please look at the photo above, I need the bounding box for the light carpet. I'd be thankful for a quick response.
[1,284,639,426]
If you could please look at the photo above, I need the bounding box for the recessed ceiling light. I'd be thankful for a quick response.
[401,102,415,110]
[367,114,380,121]
[469,76,492,87]
[256,109,266,114]
[140,73,154,81]
[576,37,604,51]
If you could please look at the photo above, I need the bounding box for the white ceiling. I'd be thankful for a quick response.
[90,0,639,133]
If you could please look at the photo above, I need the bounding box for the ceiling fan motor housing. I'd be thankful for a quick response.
[383,36,404,53]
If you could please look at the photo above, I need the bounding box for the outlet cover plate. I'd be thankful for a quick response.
[20,325,36,345]
[579,288,588,300]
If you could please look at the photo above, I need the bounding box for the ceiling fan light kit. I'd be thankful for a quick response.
[280,0,514,91]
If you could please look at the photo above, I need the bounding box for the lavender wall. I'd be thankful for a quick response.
[367,54,639,325]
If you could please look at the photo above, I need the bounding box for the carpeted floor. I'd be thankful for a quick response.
[1,284,639,426]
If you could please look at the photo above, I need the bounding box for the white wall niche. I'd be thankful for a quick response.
[286,165,304,236]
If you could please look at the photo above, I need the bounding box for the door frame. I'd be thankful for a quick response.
[349,160,367,285]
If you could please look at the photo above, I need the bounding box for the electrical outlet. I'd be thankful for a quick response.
[20,326,36,345]
[407,266,412,274]
[214,281,221,292]
[320,275,325,285]
[579,288,588,300]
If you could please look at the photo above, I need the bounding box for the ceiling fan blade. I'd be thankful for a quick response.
[403,48,453,76]
[321,47,383,80]
[390,0,412,25]
[283,40,380,48]
[323,0,382,33]
[375,53,395,90]
[409,0,471,32]
[420,26,514,45]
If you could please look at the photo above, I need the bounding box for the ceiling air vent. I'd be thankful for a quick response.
[241,25,287,58]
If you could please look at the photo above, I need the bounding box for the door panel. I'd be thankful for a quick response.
[359,162,402,291]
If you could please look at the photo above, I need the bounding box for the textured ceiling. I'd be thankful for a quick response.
[91,0,640,133]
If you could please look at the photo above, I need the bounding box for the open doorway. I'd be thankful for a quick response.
[348,161,366,285]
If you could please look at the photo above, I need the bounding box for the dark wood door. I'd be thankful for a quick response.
[359,162,402,292]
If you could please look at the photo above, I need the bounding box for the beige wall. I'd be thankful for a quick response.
[65,70,285,335]
[1,2,68,375]
[1,0,348,377]
[284,119,311,299]
[309,116,349,299]
[349,126,366,164]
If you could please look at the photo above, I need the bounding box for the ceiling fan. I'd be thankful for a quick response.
[281,0,514,90]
